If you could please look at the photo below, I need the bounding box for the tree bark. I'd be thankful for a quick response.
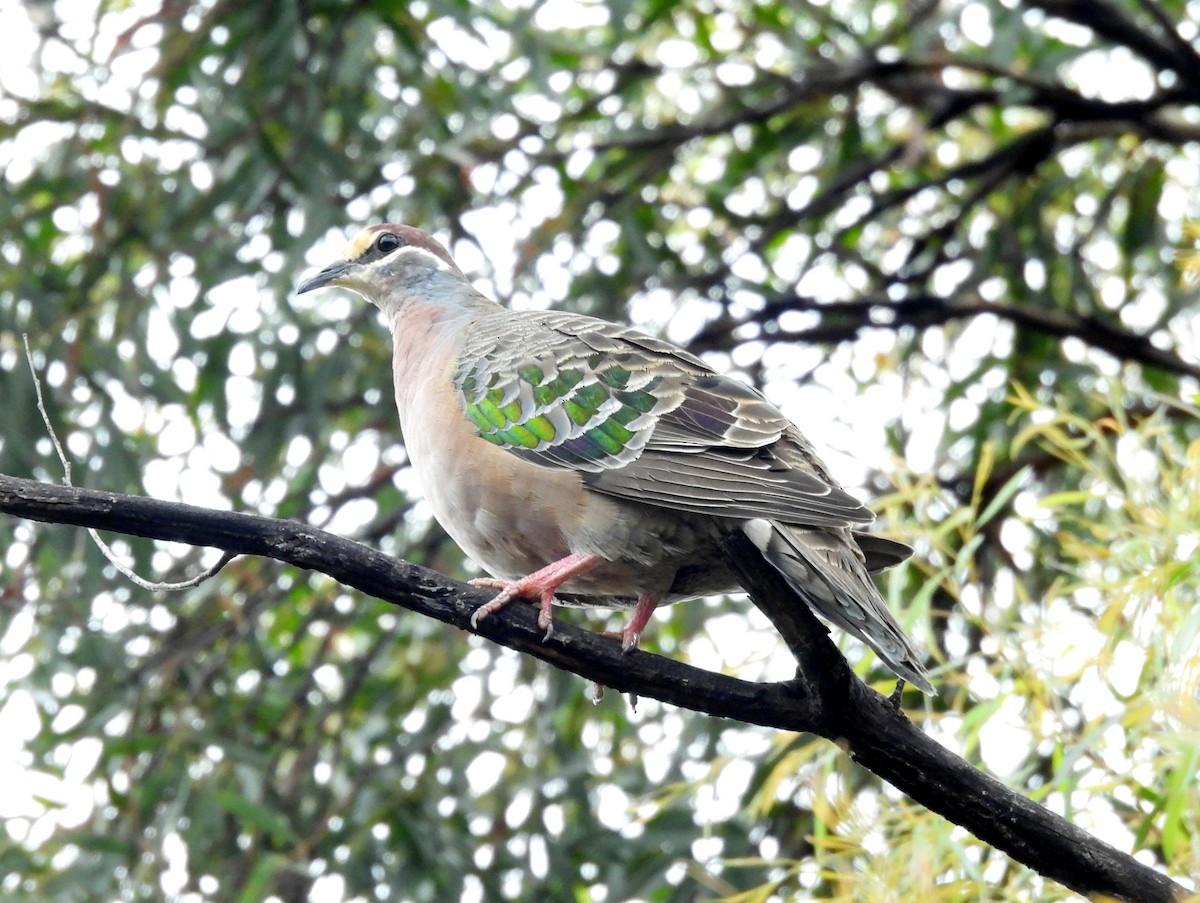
[0,474,1188,903]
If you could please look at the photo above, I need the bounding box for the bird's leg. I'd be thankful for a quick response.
[618,592,663,652]
[469,552,603,638]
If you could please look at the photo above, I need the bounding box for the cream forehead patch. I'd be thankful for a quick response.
[341,225,390,261]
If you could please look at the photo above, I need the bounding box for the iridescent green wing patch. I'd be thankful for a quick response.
[455,351,665,473]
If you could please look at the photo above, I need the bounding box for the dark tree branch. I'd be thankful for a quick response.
[688,293,1200,381]
[544,48,1197,169]
[0,474,1187,903]
[719,531,1185,903]
[1024,0,1200,88]
[584,58,911,154]
[1131,0,1200,77]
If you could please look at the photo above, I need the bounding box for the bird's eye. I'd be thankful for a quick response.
[375,232,401,254]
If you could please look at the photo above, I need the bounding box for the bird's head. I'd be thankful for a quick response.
[296,224,465,310]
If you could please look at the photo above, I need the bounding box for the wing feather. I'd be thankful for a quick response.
[454,309,874,528]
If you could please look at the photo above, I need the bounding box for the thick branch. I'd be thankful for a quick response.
[0,475,812,723]
[720,532,1185,903]
[0,474,1187,903]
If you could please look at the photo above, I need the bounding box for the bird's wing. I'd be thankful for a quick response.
[453,310,873,528]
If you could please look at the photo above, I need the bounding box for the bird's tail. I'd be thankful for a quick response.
[742,519,935,694]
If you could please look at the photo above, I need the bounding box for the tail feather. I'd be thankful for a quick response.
[743,519,935,695]
[851,532,913,574]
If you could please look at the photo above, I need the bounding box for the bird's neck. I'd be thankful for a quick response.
[387,288,490,417]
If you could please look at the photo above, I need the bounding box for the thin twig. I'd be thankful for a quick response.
[22,333,235,591]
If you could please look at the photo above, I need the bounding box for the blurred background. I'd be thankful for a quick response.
[0,0,1198,899]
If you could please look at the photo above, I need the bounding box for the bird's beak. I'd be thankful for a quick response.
[296,260,353,295]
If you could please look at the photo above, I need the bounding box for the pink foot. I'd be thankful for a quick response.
[616,592,663,652]
[469,553,602,639]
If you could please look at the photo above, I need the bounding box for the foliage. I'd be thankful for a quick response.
[0,0,1198,899]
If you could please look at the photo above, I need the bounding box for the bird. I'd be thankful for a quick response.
[297,223,935,694]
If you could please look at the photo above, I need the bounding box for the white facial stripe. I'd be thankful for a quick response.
[340,230,455,273]
[391,245,455,272]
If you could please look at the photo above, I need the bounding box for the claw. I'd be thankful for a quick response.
[466,553,602,634]
[469,579,523,628]
[618,592,663,653]
[620,624,642,652]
